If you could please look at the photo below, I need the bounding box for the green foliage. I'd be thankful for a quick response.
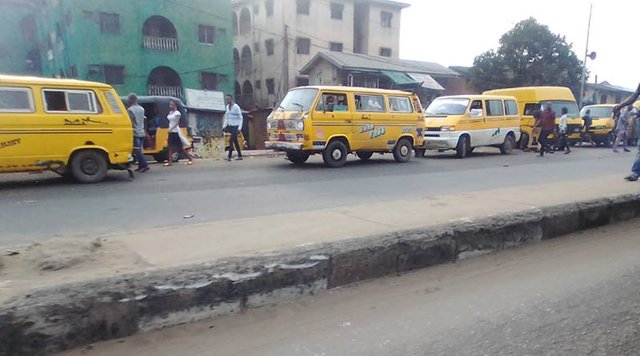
[469,18,584,95]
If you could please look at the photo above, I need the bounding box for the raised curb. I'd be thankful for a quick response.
[1,193,639,355]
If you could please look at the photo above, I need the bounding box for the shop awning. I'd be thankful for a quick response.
[380,70,419,86]
[407,73,446,91]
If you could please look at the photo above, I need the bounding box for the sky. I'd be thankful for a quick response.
[399,0,640,90]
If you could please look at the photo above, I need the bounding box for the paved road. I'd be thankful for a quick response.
[1,147,636,245]
[61,218,640,356]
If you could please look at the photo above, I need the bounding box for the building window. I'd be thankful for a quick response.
[600,95,608,104]
[379,47,392,57]
[265,39,275,55]
[253,3,260,15]
[200,72,219,90]
[296,37,311,54]
[20,15,38,43]
[266,78,275,95]
[104,65,125,85]
[198,25,216,44]
[330,42,343,52]
[254,42,260,53]
[255,80,262,90]
[330,3,344,20]
[381,11,393,28]
[296,76,309,87]
[297,0,310,15]
[266,0,274,16]
[99,12,120,34]
[69,65,78,78]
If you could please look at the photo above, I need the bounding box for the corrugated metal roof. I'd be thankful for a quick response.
[586,81,635,94]
[407,73,446,91]
[300,51,459,78]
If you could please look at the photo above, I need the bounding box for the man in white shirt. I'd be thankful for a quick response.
[223,94,243,161]
[557,106,571,154]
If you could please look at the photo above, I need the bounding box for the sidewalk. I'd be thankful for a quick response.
[1,175,638,302]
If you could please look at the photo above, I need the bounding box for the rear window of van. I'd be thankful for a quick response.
[0,87,34,112]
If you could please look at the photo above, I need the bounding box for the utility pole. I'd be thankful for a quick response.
[283,24,290,94]
[579,4,593,107]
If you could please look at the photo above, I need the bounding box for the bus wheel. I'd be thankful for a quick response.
[500,134,515,154]
[456,136,470,159]
[287,151,310,165]
[70,150,108,184]
[323,140,348,168]
[519,133,530,150]
[393,138,412,163]
[356,151,374,161]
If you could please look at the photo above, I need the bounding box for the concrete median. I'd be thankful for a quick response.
[2,189,640,355]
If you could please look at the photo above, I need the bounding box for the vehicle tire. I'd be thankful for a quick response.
[604,133,615,148]
[356,151,374,161]
[286,151,310,165]
[519,133,530,150]
[456,136,470,159]
[414,148,426,158]
[323,140,348,168]
[393,138,412,163]
[70,150,108,184]
[500,134,515,154]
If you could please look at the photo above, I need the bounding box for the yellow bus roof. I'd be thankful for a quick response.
[434,94,517,101]
[294,86,415,96]
[0,74,113,89]
[483,86,576,102]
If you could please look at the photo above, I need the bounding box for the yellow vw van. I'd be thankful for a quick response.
[0,75,133,183]
[415,95,521,158]
[580,104,615,147]
[265,86,424,168]
[483,87,581,149]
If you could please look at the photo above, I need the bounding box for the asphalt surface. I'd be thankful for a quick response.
[0,146,637,246]
[60,218,640,356]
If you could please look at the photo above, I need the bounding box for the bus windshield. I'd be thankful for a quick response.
[277,88,319,112]
[426,98,470,116]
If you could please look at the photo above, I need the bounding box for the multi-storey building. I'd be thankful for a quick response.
[232,0,409,109]
[1,0,235,99]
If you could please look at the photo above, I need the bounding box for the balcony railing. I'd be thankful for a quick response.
[148,85,183,98]
[143,36,178,51]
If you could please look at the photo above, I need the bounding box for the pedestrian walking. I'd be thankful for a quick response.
[536,102,556,157]
[127,94,150,173]
[164,99,193,167]
[613,105,632,153]
[558,107,571,154]
[613,83,640,181]
[581,109,596,146]
[223,94,243,161]
[529,108,542,151]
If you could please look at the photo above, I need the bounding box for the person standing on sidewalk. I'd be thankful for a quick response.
[536,102,556,157]
[127,94,150,173]
[558,107,571,154]
[613,105,632,153]
[223,94,243,161]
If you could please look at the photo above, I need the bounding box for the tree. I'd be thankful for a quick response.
[469,18,584,95]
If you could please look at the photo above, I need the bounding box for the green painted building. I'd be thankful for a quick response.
[1,0,234,99]
[0,0,41,75]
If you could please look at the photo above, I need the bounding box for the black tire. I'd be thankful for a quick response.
[356,151,374,161]
[323,140,348,168]
[604,133,615,148]
[70,150,108,184]
[500,134,515,154]
[519,133,530,150]
[286,151,310,165]
[456,136,470,159]
[393,138,412,163]
[414,148,426,158]
[153,150,179,163]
